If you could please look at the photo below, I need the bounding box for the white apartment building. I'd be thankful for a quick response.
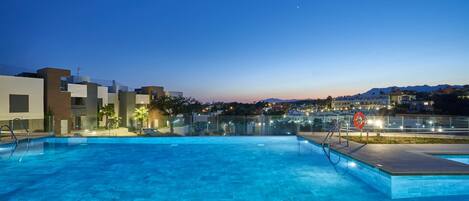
[0,75,44,131]
[166,91,183,97]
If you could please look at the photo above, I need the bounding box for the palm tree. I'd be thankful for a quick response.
[134,106,149,134]
[99,104,115,129]
[150,96,200,134]
[108,114,121,129]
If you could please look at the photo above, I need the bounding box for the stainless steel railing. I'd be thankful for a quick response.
[12,118,30,140]
[0,125,18,144]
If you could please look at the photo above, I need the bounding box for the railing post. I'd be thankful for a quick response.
[449,116,452,128]
[322,115,325,131]
[338,127,342,144]
[216,115,219,134]
[346,122,349,147]
[416,116,420,133]
[401,116,404,133]
[467,117,469,134]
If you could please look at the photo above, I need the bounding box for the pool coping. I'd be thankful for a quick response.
[300,134,469,176]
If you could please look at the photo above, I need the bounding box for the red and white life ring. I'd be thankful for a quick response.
[353,112,366,130]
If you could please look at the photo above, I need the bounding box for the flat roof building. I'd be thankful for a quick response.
[0,75,44,132]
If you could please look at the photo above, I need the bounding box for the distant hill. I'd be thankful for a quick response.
[361,84,465,96]
[265,84,468,103]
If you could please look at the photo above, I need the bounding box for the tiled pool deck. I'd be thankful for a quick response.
[300,133,469,175]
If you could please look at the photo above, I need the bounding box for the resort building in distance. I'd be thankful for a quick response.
[0,67,183,135]
[330,88,433,113]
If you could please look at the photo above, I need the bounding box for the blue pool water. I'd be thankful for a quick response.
[0,136,468,201]
[437,155,469,165]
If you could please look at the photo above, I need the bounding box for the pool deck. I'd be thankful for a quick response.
[0,133,52,144]
[300,133,469,175]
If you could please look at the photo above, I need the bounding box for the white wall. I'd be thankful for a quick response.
[68,84,87,98]
[0,75,44,120]
[97,86,108,105]
[166,91,183,97]
[136,94,150,105]
[108,93,117,104]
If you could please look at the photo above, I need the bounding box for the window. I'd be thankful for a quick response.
[9,95,29,113]
[71,97,85,106]
[97,98,103,108]
[60,77,68,91]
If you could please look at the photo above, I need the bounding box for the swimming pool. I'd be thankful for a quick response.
[436,154,469,165]
[0,136,468,201]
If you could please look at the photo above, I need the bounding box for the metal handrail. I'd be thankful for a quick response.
[0,125,18,144]
[321,123,340,159]
[12,118,33,162]
[12,118,30,140]
[322,122,341,146]
[321,121,352,159]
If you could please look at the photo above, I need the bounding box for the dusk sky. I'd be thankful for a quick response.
[1,0,468,102]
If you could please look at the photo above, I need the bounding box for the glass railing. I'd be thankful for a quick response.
[21,114,466,137]
[146,114,469,136]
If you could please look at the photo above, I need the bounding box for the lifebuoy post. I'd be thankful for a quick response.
[353,112,367,144]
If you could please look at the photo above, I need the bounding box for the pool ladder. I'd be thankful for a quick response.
[321,122,349,159]
[13,118,31,141]
[0,125,19,144]
[12,118,33,162]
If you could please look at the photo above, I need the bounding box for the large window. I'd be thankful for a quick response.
[60,77,68,91]
[9,94,29,113]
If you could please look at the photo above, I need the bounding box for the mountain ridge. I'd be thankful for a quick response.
[261,84,467,102]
